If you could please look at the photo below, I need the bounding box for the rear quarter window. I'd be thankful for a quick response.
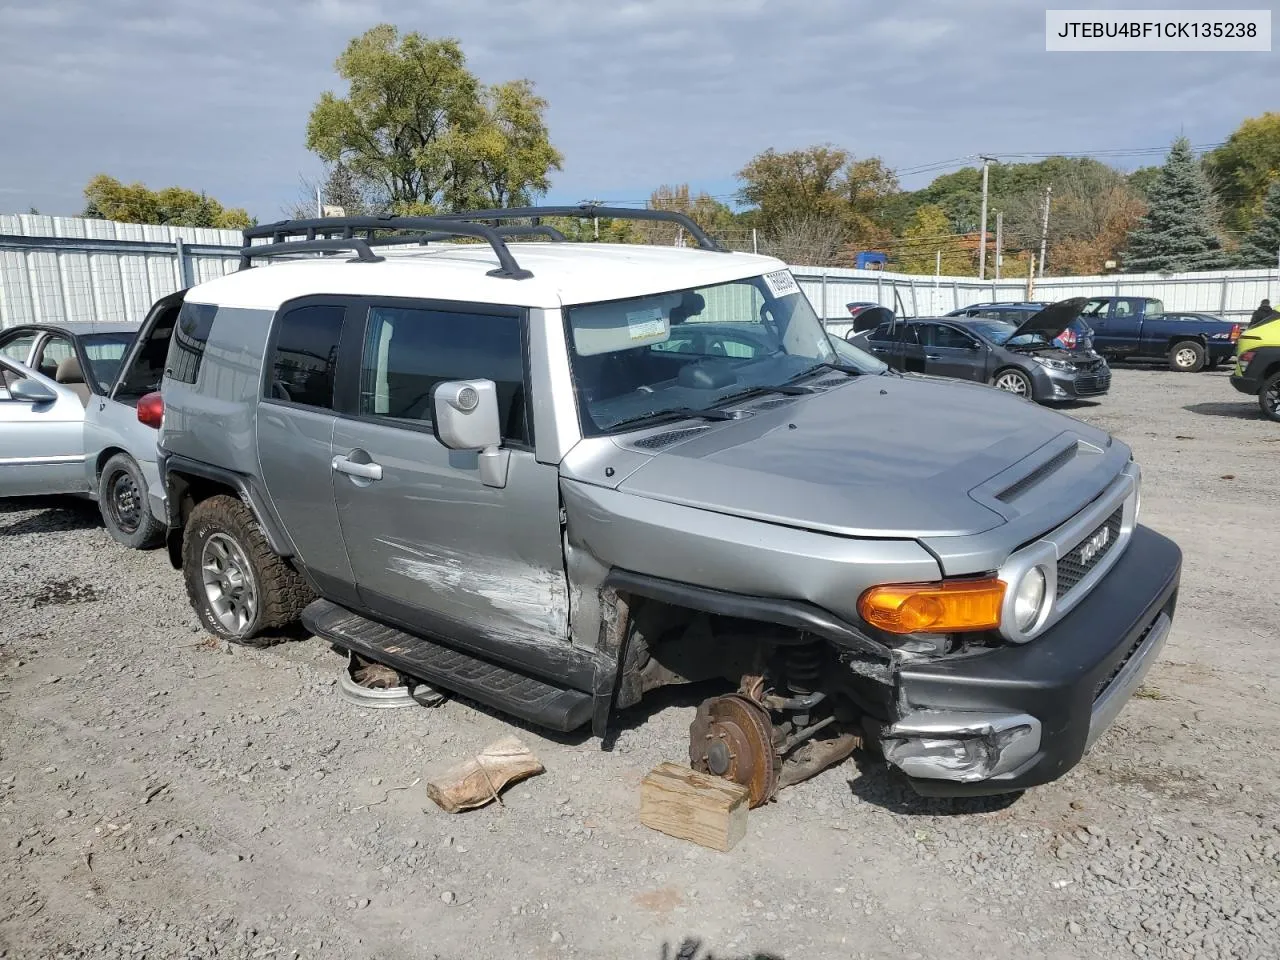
[166,302,218,385]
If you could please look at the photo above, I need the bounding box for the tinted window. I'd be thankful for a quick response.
[866,324,895,342]
[0,333,35,363]
[923,324,978,349]
[167,302,217,385]
[266,304,345,409]
[1080,299,1110,319]
[358,305,527,443]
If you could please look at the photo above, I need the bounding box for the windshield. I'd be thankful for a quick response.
[565,271,867,435]
[80,333,135,391]
[966,319,1050,348]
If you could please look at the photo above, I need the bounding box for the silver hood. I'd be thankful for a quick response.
[598,375,1125,540]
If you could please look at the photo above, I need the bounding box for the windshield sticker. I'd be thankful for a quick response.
[762,270,800,299]
[626,306,669,344]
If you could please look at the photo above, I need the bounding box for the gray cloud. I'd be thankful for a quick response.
[0,0,1274,217]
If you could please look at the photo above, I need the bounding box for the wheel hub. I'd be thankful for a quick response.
[689,693,779,808]
[200,533,258,635]
[109,471,142,534]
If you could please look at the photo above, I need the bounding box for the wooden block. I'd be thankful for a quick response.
[639,762,749,852]
[425,735,544,813]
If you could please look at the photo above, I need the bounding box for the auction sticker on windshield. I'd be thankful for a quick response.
[762,270,800,299]
[626,306,669,345]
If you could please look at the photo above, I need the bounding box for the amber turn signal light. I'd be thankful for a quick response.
[858,579,1006,634]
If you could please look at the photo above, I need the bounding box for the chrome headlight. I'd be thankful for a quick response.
[1012,566,1048,632]
[1034,356,1074,371]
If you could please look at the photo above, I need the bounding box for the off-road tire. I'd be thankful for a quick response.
[181,494,313,646]
[1259,371,1280,423]
[1169,340,1206,372]
[98,453,165,550]
[992,367,1033,400]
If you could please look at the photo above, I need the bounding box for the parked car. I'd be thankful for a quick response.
[0,295,186,547]
[156,208,1179,803]
[863,299,1111,403]
[945,302,1094,351]
[1077,296,1240,371]
[1230,313,1280,422]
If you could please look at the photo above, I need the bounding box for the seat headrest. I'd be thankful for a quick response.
[55,356,85,385]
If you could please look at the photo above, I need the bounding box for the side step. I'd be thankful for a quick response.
[302,599,594,732]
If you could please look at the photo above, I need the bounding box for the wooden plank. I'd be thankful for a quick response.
[425,736,544,813]
[639,762,749,852]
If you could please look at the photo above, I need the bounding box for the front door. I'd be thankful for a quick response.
[0,359,87,496]
[1080,299,1117,352]
[330,299,570,664]
[919,322,986,382]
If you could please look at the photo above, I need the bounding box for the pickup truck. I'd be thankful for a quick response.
[1079,296,1240,372]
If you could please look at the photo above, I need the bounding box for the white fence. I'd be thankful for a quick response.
[2,214,1278,329]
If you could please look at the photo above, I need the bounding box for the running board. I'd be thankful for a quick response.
[302,599,594,732]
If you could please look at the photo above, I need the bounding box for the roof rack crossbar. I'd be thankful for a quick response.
[434,204,727,252]
[363,223,568,249]
[243,216,534,279]
[238,238,385,268]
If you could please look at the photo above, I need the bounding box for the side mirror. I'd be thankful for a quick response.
[9,377,58,403]
[432,380,509,488]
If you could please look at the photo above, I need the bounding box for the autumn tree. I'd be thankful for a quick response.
[1204,113,1280,233]
[630,184,738,246]
[1123,138,1230,273]
[83,175,252,229]
[894,204,970,274]
[1236,180,1280,268]
[305,24,562,214]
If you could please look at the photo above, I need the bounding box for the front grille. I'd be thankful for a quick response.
[1094,614,1158,702]
[1073,373,1111,395]
[1056,507,1124,599]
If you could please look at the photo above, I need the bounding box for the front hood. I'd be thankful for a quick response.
[1010,297,1090,341]
[608,375,1118,539]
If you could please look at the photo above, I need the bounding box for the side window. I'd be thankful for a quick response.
[1114,299,1137,318]
[358,305,528,444]
[0,362,21,398]
[167,302,218,385]
[0,333,36,363]
[1080,299,1110,319]
[928,325,978,349]
[34,335,75,380]
[265,304,346,409]
[1145,299,1165,319]
[866,324,894,343]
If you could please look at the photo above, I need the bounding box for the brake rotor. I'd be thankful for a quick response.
[689,693,779,808]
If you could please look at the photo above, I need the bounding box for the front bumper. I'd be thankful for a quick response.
[883,523,1181,796]
[1038,364,1111,400]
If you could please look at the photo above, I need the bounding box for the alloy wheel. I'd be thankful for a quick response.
[200,533,258,635]
[1175,347,1198,369]
[995,371,1030,397]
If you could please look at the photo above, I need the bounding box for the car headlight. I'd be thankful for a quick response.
[1034,357,1074,371]
[1012,566,1048,632]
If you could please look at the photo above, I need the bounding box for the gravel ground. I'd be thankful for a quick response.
[1,365,1277,960]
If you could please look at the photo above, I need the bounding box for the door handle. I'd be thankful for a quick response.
[925,353,942,360]
[331,455,383,481]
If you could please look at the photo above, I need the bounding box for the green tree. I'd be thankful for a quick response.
[636,184,738,246]
[1122,138,1230,273]
[1129,165,1161,200]
[305,24,561,213]
[83,175,252,229]
[1204,113,1280,233]
[894,204,969,274]
[1236,180,1280,268]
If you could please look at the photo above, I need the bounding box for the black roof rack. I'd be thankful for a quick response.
[436,204,728,252]
[240,216,534,278]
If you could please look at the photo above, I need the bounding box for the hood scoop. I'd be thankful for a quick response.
[627,426,712,451]
[995,443,1079,502]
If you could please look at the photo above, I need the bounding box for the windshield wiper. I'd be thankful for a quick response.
[607,406,739,432]
[712,382,814,407]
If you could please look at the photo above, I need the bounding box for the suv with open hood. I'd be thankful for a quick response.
[155,207,1181,805]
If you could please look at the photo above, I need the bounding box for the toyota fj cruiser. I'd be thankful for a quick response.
[157,206,1182,804]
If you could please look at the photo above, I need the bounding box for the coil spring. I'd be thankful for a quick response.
[786,643,822,695]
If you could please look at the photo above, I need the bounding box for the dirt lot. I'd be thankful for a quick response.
[1,365,1277,960]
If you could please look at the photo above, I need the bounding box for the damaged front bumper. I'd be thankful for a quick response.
[881,523,1181,796]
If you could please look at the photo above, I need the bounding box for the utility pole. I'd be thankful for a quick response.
[752,228,758,255]
[1038,184,1052,278]
[978,156,997,279]
[994,211,1003,281]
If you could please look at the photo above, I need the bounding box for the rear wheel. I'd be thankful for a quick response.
[1169,341,1206,372]
[992,367,1033,399]
[1260,371,1280,423]
[181,495,313,646]
[98,453,164,549]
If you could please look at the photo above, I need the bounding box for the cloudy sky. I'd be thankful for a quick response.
[1,0,1276,219]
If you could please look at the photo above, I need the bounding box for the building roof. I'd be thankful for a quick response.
[188,242,788,312]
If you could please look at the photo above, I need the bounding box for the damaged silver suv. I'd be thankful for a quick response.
[157,207,1181,805]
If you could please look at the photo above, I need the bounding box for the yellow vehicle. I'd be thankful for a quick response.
[1231,313,1280,423]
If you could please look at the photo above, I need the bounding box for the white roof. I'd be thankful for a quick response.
[187,242,787,312]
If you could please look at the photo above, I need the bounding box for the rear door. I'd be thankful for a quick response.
[918,322,986,382]
[0,359,88,497]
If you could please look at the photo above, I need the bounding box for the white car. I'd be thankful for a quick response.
[0,292,185,547]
